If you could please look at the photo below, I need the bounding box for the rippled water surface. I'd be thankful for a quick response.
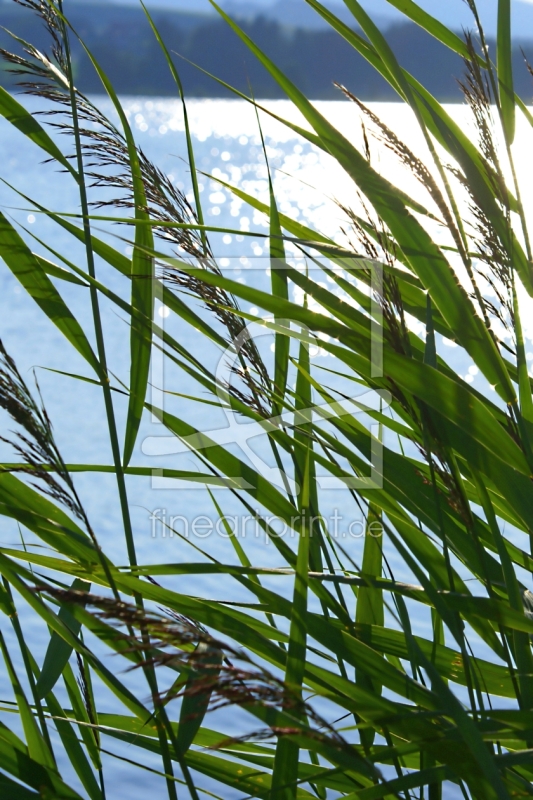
[1,97,531,799]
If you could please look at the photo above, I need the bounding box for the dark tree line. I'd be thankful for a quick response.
[1,1,533,99]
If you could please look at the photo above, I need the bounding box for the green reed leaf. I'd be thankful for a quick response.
[74,37,154,467]
[0,87,77,179]
[497,0,515,143]
[36,578,89,700]
[0,630,55,771]
[0,212,98,372]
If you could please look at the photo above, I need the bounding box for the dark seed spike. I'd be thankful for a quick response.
[35,583,379,776]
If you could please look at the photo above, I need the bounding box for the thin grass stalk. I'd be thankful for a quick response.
[52,8,181,797]
[55,0,139,575]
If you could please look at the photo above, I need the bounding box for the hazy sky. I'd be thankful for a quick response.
[91,0,533,37]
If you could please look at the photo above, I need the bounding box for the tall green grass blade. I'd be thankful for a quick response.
[0,630,55,770]
[45,690,103,800]
[63,661,102,771]
[0,212,98,372]
[74,36,154,468]
[34,253,89,286]
[176,645,223,756]
[141,1,207,254]
[342,0,417,102]
[36,578,89,700]
[268,167,290,420]
[355,504,384,750]
[497,0,515,144]
[57,0,139,645]
[0,87,77,179]
[271,447,312,800]
[379,0,478,57]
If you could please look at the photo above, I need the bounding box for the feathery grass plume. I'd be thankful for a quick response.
[337,185,412,365]
[0,340,121,597]
[0,339,87,520]
[82,120,271,409]
[340,83,500,341]
[0,0,68,88]
[458,33,508,205]
[339,88,459,237]
[335,120,493,532]
[453,34,516,341]
[36,584,379,775]
[0,0,270,410]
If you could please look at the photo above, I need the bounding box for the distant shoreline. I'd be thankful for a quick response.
[1,5,533,102]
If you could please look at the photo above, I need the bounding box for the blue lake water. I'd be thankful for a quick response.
[0,96,525,799]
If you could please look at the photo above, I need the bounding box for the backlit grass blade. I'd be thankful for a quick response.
[355,503,384,751]
[0,212,99,372]
[0,87,77,179]
[34,254,89,286]
[305,3,532,298]
[268,159,290,420]
[356,508,384,631]
[497,0,515,144]
[382,0,477,57]
[342,0,420,103]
